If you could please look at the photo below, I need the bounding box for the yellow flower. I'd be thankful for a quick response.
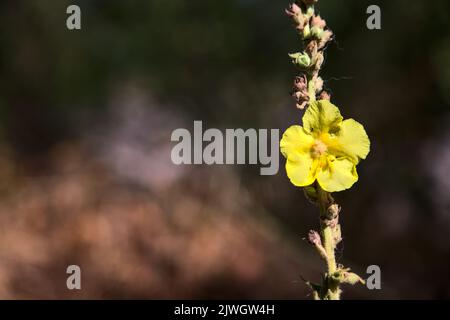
[280,100,370,192]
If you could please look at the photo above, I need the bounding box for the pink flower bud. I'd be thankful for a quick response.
[308,230,322,246]
[285,3,302,18]
[293,74,308,91]
[291,74,310,109]
[311,15,326,29]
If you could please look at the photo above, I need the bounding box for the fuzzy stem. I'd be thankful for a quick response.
[307,75,316,102]
[317,186,340,300]
[322,226,336,272]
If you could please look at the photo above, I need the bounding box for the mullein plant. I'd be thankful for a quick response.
[281,0,370,300]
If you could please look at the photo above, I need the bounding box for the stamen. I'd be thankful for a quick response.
[311,139,328,158]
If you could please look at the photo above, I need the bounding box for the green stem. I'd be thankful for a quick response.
[307,75,316,102]
[317,186,340,300]
[322,226,336,273]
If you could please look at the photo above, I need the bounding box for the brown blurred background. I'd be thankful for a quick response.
[0,0,449,299]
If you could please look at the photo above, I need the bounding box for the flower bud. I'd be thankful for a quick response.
[307,230,321,246]
[318,30,333,49]
[310,26,324,39]
[311,15,326,29]
[302,24,311,38]
[285,3,302,17]
[312,52,324,72]
[293,74,307,91]
[305,40,318,58]
[292,74,309,109]
[285,3,306,32]
[289,52,311,69]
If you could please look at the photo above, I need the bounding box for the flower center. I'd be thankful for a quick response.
[311,139,328,158]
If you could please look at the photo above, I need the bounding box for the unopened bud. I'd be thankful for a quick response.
[289,52,311,69]
[318,30,333,49]
[307,229,328,260]
[305,40,318,58]
[286,3,306,32]
[307,230,321,246]
[302,24,311,38]
[312,52,324,72]
[311,15,326,29]
[310,26,324,39]
[285,3,302,17]
[293,74,308,91]
[292,74,309,109]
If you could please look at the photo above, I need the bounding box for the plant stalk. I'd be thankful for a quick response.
[317,186,340,300]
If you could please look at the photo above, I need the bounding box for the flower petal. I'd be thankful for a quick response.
[280,125,314,160]
[285,154,317,187]
[316,157,358,192]
[303,100,343,135]
[332,119,370,163]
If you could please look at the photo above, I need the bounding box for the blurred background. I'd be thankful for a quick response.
[0,0,449,299]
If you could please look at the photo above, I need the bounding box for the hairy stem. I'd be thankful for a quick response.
[317,186,340,300]
[322,226,336,273]
[307,75,316,102]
